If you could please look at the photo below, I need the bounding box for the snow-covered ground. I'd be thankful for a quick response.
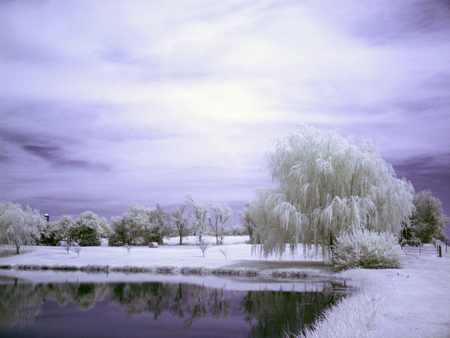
[0,239,449,337]
[0,236,326,273]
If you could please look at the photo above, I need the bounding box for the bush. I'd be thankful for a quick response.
[333,229,404,271]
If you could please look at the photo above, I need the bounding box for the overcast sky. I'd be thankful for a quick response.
[1,0,449,232]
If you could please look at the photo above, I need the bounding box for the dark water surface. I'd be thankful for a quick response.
[0,280,348,338]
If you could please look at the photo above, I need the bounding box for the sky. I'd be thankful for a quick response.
[1,0,449,233]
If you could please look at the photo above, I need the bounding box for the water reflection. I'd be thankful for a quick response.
[0,280,346,337]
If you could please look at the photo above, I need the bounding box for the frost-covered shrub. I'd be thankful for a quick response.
[333,229,404,271]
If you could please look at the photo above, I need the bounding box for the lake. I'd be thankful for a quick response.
[0,276,350,338]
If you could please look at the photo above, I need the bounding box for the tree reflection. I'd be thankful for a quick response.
[0,280,346,337]
[0,281,45,330]
[240,290,341,338]
[109,282,231,329]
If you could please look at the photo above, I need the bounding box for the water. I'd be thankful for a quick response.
[0,279,349,338]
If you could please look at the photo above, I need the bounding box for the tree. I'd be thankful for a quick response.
[69,211,102,246]
[239,202,258,242]
[0,202,43,254]
[147,204,171,244]
[121,204,154,245]
[40,215,75,246]
[108,216,128,246]
[108,204,170,246]
[171,206,190,245]
[251,125,415,259]
[186,194,209,243]
[209,204,233,245]
[410,190,449,242]
[98,217,112,238]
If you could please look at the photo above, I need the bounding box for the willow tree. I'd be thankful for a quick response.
[0,202,43,254]
[252,125,414,259]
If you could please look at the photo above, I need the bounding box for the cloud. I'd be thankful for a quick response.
[1,0,449,220]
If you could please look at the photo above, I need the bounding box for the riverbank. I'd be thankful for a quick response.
[1,241,449,337]
[302,243,450,338]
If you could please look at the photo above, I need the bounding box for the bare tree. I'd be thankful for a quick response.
[209,204,233,245]
[186,194,209,243]
[198,241,210,257]
[219,246,228,259]
[124,243,132,254]
[239,201,257,242]
[72,246,81,257]
[171,206,190,245]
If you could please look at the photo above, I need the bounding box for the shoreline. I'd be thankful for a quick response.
[1,242,449,337]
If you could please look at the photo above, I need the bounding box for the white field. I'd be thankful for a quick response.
[0,237,449,337]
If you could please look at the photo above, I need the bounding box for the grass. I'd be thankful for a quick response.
[294,272,389,338]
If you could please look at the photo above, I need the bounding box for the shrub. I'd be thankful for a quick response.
[333,229,404,271]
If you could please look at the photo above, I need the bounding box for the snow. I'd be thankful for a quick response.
[0,239,449,337]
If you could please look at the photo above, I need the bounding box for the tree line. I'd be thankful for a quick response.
[0,194,255,252]
[1,125,448,256]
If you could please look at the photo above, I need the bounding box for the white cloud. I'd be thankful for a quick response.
[1,0,450,219]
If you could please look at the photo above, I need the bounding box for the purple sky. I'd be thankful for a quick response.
[1,1,449,234]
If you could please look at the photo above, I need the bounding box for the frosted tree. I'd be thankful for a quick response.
[108,216,128,246]
[171,205,190,245]
[239,201,258,242]
[209,204,233,245]
[252,125,415,259]
[148,204,171,244]
[40,215,75,246]
[0,202,43,254]
[410,190,449,242]
[122,204,155,245]
[186,194,209,243]
[98,217,112,238]
[55,215,75,241]
[70,211,102,246]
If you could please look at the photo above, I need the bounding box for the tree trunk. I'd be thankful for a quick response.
[16,244,20,254]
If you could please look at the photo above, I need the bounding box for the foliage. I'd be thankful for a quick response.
[332,229,404,271]
[186,194,210,243]
[223,225,247,236]
[108,216,129,246]
[39,215,75,246]
[148,204,171,244]
[108,204,171,246]
[171,205,190,245]
[97,217,112,238]
[239,201,257,242]
[410,190,449,243]
[251,125,414,258]
[69,211,102,246]
[209,204,232,245]
[0,202,43,254]
[121,204,154,245]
